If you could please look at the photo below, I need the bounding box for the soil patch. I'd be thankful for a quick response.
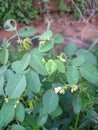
[0,14,98,49]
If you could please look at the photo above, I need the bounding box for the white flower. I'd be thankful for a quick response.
[71,84,79,93]
[54,87,62,94]
[54,87,65,94]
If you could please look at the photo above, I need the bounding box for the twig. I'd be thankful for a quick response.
[71,0,84,20]
[81,9,95,39]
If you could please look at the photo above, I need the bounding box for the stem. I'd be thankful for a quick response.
[74,113,80,129]
[31,35,40,40]
[15,30,20,41]
[8,34,17,42]
[88,38,98,51]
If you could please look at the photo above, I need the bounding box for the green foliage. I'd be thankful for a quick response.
[59,0,71,15]
[0,0,39,29]
[0,19,98,130]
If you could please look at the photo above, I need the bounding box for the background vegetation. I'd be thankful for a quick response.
[0,0,98,29]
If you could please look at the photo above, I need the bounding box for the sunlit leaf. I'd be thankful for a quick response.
[45,59,57,75]
[55,59,65,73]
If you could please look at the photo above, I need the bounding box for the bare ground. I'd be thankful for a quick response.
[0,14,98,49]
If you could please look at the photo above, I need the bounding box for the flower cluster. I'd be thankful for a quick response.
[54,84,79,94]
[54,87,65,94]
[39,36,50,46]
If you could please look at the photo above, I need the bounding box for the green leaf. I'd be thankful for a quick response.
[12,125,26,130]
[18,27,36,37]
[0,65,7,76]
[51,106,62,118]
[54,34,64,44]
[64,43,77,56]
[26,71,41,93]
[39,39,54,52]
[0,75,4,95]
[39,106,48,116]
[4,19,17,31]
[45,59,57,75]
[71,56,85,67]
[30,54,47,75]
[55,59,65,73]
[6,74,26,98]
[87,110,98,123]
[1,39,10,48]
[39,30,52,40]
[0,48,9,64]
[43,89,59,114]
[37,114,48,127]
[67,67,80,84]
[79,115,91,129]
[76,49,97,64]
[88,39,98,51]
[20,53,31,71]
[16,103,25,122]
[12,60,23,73]
[5,69,14,81]
[0,102,15,127]
[79,64,98,84]
[72,94,82,114]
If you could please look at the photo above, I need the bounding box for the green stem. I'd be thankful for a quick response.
[74,113,80,129]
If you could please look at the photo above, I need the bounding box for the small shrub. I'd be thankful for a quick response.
[0,19,98,130]
[0,0,39,29]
